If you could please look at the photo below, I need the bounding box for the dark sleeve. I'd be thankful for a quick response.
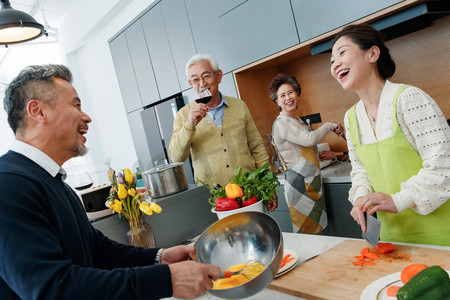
[92,228,160,268]
[0,173,173,300]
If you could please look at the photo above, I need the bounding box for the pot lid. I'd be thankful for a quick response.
[142,162,184,174]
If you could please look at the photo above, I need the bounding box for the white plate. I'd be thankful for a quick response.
[360,270,450,300]
[276,249,299,277]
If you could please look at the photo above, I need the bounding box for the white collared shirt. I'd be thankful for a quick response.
[10,140,67,180]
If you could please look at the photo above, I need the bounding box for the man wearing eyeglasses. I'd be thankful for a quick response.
[169,54,277,212]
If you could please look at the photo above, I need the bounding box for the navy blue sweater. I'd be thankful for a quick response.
[0,151,172,299]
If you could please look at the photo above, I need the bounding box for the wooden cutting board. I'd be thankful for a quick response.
[268,240,450,300]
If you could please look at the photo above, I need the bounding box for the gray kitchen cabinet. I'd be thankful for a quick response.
[184,0,233,73]
[126,109,152,171]
[271,185,293,233]
[109,33,142,113]
[160,0,197,92]
[323,182,361,239]
[216,0,247,16]
[125,20,160,107]
[218,0,299,70]
[291,0,403,42]
[219,72,238,99]
[141,4,181,100]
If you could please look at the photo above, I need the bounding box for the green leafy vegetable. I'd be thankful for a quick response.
[199,163,280,212]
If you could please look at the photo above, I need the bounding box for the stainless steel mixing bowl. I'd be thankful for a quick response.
[194,211,283,299]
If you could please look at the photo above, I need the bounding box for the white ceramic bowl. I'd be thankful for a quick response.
[212,200,265,220]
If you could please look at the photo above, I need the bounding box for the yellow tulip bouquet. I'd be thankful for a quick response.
[105,168,162,244]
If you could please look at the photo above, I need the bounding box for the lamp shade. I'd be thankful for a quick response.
[0,0,45,45]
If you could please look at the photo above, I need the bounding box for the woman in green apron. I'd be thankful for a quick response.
[268,74,344,233]
[330,24,450,246]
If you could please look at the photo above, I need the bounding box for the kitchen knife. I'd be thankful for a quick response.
[362,213,381,247]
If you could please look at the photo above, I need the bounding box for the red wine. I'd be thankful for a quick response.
[75,183,93,191]
[195,96,212,104]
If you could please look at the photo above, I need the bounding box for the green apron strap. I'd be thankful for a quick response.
[347,104,360,146]
[391,85,411,136]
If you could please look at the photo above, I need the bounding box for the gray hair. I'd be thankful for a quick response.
[3,64,73,134]
[185,53,219,79]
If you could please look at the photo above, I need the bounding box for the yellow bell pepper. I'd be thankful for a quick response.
[225,183,243,199]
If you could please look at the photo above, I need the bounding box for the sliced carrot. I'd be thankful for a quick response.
[285,257,295,263]
[400,264,428,284]
[352,247,381,267]
[282,254,292,261]
[386,285,401,297]
[280,254,293,268]
[361,247,370,254]
[362,251,380,260]
[374,242,396,254]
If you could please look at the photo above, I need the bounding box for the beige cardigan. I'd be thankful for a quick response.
[169,96,268,187]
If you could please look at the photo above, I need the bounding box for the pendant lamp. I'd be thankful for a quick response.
[0,0,45,45]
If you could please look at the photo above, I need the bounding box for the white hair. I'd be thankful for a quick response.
[185,53,219,79]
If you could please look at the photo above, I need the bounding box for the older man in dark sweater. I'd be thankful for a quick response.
[0,65,220,299]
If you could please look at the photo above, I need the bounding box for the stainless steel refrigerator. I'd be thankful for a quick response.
[137,93,195,184]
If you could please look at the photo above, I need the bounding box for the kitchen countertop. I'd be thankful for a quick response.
[320,160,351,183]
[277,160,352,185]
[163,233,450,300]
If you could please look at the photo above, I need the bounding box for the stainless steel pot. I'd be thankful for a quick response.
[142,162,188,198]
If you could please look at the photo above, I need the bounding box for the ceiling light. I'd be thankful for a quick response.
[0,0,45,45]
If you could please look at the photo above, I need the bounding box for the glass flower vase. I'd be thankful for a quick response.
[126,216,156,248]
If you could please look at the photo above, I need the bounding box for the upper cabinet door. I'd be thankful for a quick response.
[109,32,142,113]
[141,4,181,100]
[215,0,247,16]
[220,73,238,99]
[125,20,160,106]
[185,0,233,73]
[160,0,197,92]
[218,0,299,70]
[291,0,403,42]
